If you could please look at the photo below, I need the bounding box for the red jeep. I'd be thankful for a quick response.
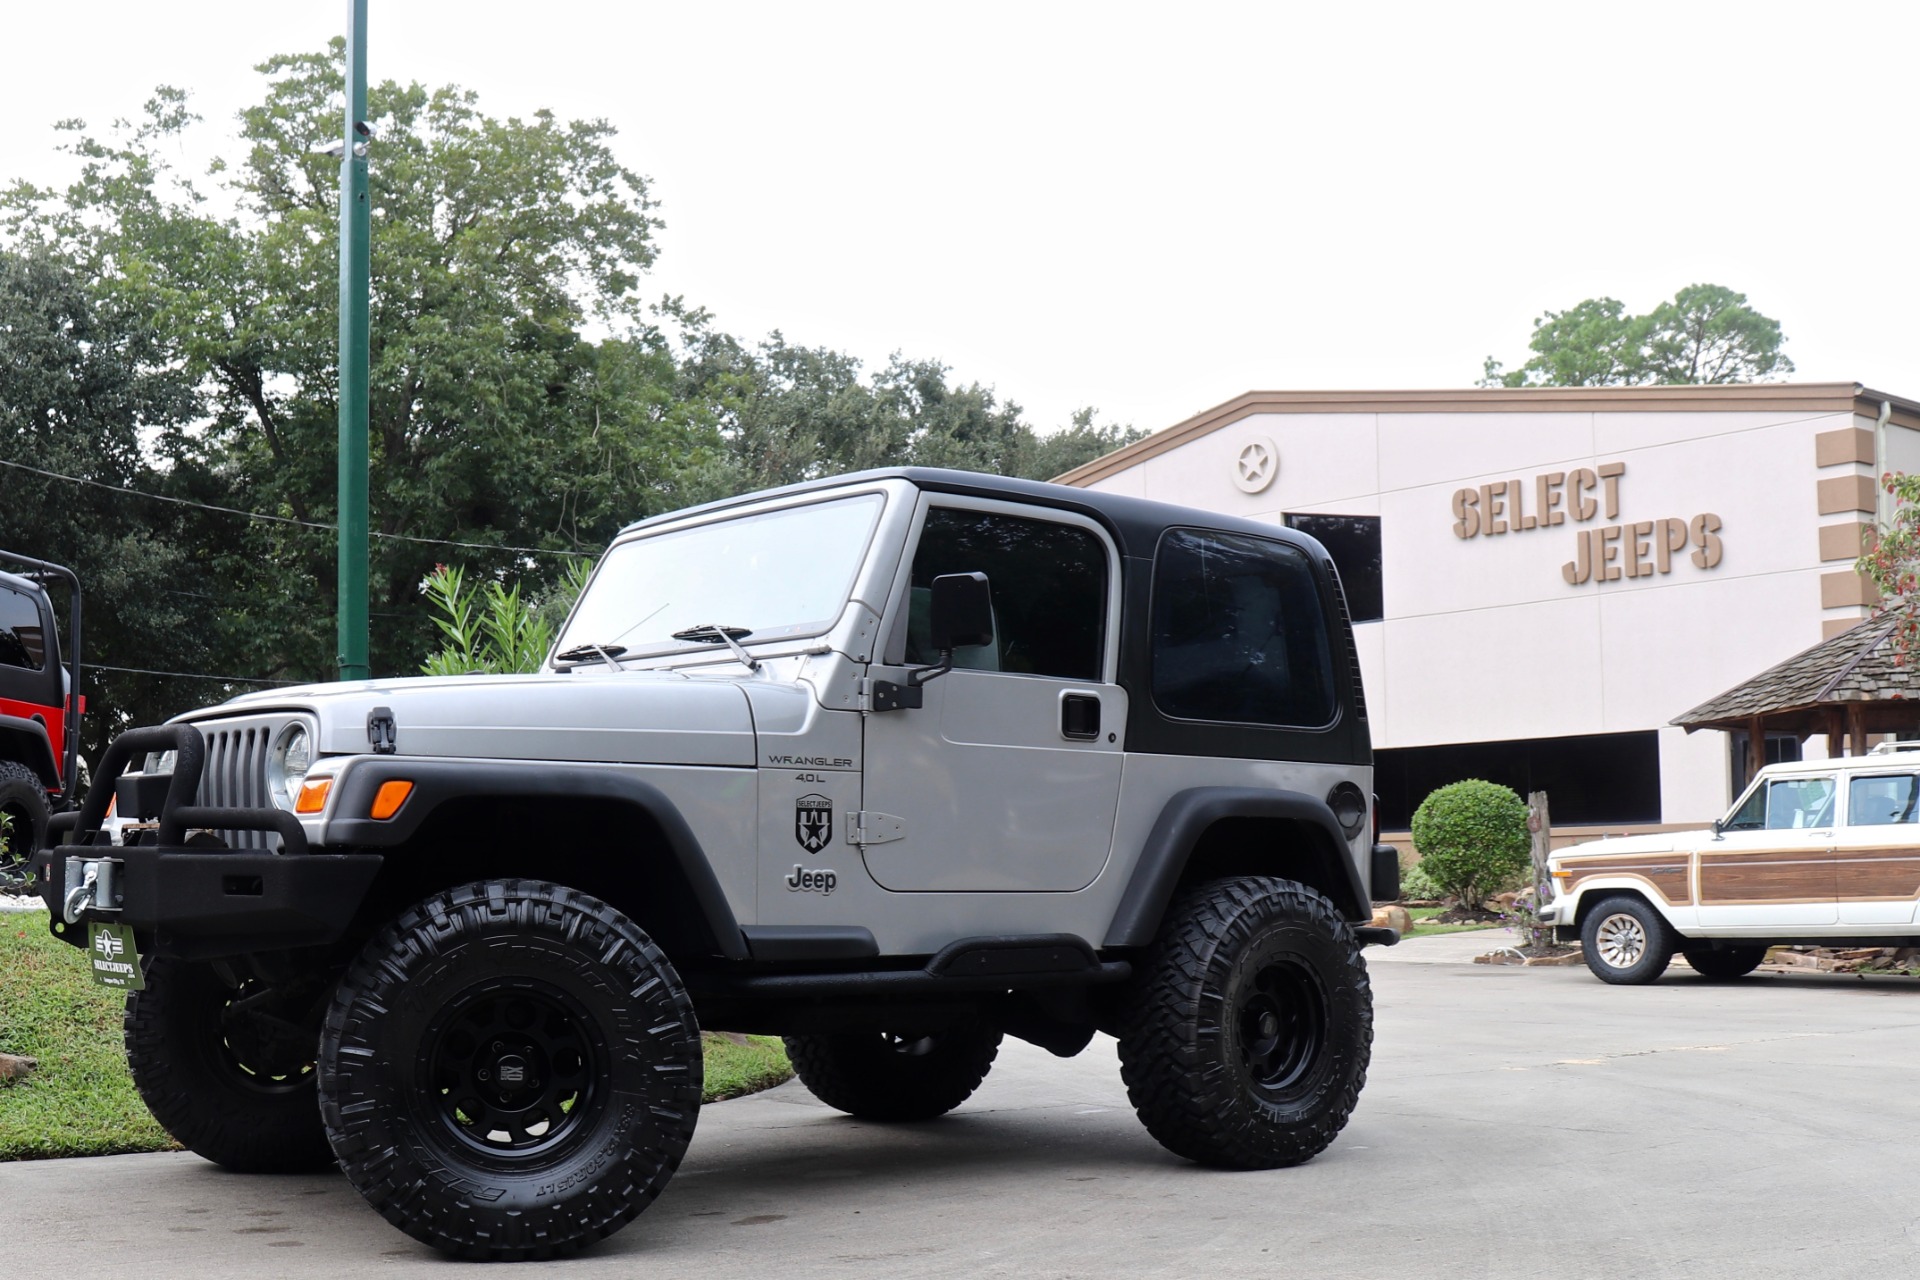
[0,552,82,872]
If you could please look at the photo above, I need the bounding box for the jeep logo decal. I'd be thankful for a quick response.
[795,793,832,853]
[786,864,838,894]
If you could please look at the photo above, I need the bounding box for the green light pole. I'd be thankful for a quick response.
[336,0,371,681]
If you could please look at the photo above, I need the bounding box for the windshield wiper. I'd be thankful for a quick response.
[554,642,627,672]
[671,624,760,672]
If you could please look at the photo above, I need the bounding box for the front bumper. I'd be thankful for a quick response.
[1535,897,1582,944]
[33,846,382,959]
[32,722,381,959]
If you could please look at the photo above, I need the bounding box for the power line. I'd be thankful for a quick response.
[87,663,303,687]
[0,457,591,561]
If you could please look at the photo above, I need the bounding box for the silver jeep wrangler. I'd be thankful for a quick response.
[37,468,1396,1260]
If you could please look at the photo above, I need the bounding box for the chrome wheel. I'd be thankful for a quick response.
[1595,912,1647,970]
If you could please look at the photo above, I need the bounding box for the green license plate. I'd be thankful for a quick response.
[86,922,145,991]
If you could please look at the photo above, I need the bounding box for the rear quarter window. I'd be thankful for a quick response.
[1150,528,1336,727]
[0,584,44,671]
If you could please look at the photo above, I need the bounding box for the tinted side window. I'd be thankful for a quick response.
[1152,529,1335,727]
[1849,774,1920,826]
[0,586,44,671]
[903,509,1107,681]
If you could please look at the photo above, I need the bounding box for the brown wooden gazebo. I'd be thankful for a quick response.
[1673,616,1920,776]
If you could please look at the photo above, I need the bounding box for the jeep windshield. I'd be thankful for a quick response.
[555,492,885,666]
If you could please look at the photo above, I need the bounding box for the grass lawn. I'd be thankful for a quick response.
[1401,905,1504,940]
[0,916,792,1162]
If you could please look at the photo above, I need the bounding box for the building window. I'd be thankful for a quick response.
[1283,514,1382,623]
[1374,730,1661,829]
[1726,731,1802,797]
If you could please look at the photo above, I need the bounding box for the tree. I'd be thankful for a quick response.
[1861,472,1920,659]
[1024,408,1148,480]
[1480,284,1792,388]
[1641,284,1795,385]
[671,319,1144,491]
[0,246,219,756]
[5,45,718,687]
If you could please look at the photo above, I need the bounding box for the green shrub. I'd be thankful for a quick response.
[1398,857,1442,902]
[420,560,593,677]
[1409,779,1531,910]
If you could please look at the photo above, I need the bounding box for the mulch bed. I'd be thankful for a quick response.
[1428,906,1505,926]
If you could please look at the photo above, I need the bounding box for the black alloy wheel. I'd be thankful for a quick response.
[1238,957,1330,1099]
[420,982,606,1156]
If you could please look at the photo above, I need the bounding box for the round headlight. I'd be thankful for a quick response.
[268,724,313,811]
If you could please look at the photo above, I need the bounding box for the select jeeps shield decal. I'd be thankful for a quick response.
[795,793,833,853]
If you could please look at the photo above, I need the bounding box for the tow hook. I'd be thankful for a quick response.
[62,858,118,925]
[63,862,99,923]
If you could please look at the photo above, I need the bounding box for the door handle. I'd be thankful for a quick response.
[1061,693,1101,741]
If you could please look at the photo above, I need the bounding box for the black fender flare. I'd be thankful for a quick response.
[325,759,749,960]
[0,714,60,791]
[1102,786,1367,947]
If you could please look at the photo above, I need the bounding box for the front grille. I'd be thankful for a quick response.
[191,715,297,850]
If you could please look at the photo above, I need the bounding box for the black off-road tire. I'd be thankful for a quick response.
[124,955,336,1173]
[1580,894,1675,985]
[0,759,49,876]
[1116,876,1373,1170]
[318,880,703,1262]
[1683,946,1766,980]
[783,1024,1003,1121]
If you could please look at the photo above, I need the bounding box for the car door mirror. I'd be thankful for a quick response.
[929,572,993,652]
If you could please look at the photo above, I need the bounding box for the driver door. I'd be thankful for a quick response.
[859,499,1125,893]
[1696,773,1838,928]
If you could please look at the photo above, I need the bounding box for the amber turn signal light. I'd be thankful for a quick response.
[371,780,414,821]
[295,777,332,814]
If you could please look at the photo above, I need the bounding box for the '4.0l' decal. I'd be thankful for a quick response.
[795,794,833,853]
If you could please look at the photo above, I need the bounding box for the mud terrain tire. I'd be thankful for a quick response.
[0,760,49,876]
[784,1024,1002,1121]
[1117,876,1372,1169]
[318,880,702,1261]
[124,955,335,1172]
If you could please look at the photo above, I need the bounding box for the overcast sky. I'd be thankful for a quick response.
[2,1,1913,435]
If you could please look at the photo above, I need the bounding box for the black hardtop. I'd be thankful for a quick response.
[618,467,1332,564]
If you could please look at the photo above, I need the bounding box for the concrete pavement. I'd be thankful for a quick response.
[9,947,1920,1278]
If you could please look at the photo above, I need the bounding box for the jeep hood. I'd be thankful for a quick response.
[185,671,755,768]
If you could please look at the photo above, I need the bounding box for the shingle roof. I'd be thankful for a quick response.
[1672,616,1917,728]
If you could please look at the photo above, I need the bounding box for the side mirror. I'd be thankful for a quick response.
[1711,818,1724,839]
[929,572,993,652]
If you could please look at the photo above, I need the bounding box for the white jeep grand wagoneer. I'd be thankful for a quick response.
[1539,742,1920,983]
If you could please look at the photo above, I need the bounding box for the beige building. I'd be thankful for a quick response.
[1058,383,1920,838]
